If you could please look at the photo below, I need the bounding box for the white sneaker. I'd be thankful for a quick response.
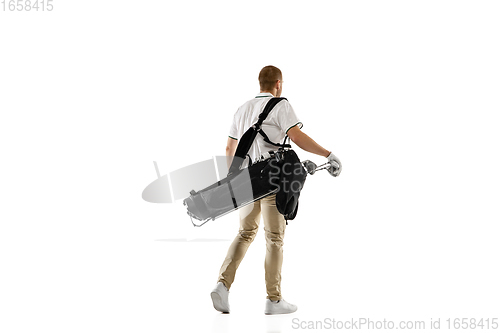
[265,298,298,315]
[211,282,230,313]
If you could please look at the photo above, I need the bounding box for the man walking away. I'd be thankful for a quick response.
[211,65,342,315]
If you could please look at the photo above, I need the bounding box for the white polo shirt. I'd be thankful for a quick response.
[228,92,303,166]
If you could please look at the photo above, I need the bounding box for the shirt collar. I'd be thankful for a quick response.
[255,92,274,98]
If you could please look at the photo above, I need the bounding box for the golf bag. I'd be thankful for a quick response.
[183,97,307,226]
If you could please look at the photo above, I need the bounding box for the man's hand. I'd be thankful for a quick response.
[327,152,342,177]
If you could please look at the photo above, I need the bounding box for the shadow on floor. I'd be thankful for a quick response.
[155,238,231,242]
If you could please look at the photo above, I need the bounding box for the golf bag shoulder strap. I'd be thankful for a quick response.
[228,97,288,175]
[258,127,291,148]
[256,97,287,127]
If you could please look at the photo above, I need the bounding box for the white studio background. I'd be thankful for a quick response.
[1,1,499,332]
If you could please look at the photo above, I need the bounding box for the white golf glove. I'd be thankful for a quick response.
[327,152,342,177]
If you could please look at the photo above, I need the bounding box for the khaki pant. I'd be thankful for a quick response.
[217,193,286,301]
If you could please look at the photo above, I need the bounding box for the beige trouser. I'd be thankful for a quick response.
[217,193,286,301]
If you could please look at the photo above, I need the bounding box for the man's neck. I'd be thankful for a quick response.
[260,90,276,97]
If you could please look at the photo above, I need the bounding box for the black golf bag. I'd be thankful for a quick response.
[183,97,308,226]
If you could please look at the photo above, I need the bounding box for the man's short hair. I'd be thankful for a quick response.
[258,65,282,91]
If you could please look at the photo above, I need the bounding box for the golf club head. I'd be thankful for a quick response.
[328,161,341,177]
[302,160,317,175]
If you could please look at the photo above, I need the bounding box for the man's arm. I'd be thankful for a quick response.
[288,125,342,176]
[287,126,330,157]
[226,137,238,169]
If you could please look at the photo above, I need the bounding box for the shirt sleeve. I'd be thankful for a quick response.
[276,100,303,134]
[228,111,239,140]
